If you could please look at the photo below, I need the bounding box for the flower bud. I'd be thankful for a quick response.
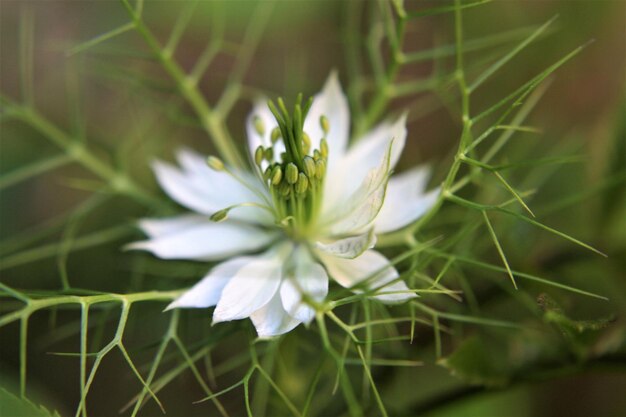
[263,165,273,181]
[264,147,274,162]
[295,173,309,194]
[286,163,299,184]
[207,156,224,171]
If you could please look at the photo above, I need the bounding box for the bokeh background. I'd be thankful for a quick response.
[1,0,625,416]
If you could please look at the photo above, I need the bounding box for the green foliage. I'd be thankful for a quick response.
[0,388,61,417]
[439,336,509,386]
[1,0,624,415]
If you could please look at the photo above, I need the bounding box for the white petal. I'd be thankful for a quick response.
[127,220,275,261]
[303,71,350,167]
[250,292,301,338]
[280,246,328,323]
[212,244,291,323]
[324,113,407,208]
[138,214,207,238]
[314,229,376,259]
[374,167,440,234]
[165,256,253,310]
[320,250,416,303]
[322,140,393,235]
[152,149,270,223]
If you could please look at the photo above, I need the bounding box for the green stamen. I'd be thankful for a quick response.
[271,165,283,185]
[296,173,309,194]
[320,115,330,135]
[254,146,265,166]
[260,95,329,237]
[210,209,229,222]
[271,127,281,143]
[303,156,316,178]
[286,163,298,185]
[207,156,224,171]
[253,115,265,136]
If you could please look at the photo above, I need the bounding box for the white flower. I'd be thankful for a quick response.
[129,73,439,338]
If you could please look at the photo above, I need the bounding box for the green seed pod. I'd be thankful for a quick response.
[303,156,316,178]
[263,165,273,181]
[253,115,265,136]
[295,173,309,194]
[207,156,224,171]
[264,147,274,162]
[286,163,299,185]
[320,115,330,135]
[313,150,321,161]
[271,127,281,143]
[271,166,283,185]
[254,146,265,166]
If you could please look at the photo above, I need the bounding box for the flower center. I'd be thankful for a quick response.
[255,94,329,238]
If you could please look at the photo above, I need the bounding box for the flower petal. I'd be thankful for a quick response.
[280,246,328,323]
[303,71,350,167]
[374,167,440,234]
[324,113,407,209]
[314,228,376,259]
[322,140,393,235]
[212,244,291,324]
[153,149,270,223]
[137,214,208,238]
[250,291,302,338]
[320,250,416,303]
[127,220,276,261]
[165,256,253,310]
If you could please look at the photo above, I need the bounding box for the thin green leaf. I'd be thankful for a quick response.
[407,0,491,19]
[469,15,558,92]
[483,210,518,289]
[67,23,135,56]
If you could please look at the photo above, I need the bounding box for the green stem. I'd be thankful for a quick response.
[410,0,471,235]
[358,12,407,138]
[120,0,244,169]
[9,105,163,209]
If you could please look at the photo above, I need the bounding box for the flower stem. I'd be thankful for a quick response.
[120,0,245,169]
[7,103,165,209]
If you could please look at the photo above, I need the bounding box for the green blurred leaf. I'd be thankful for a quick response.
[538,293,616,358]
[438,336,508,386]
[0,388,61,417]
[600,99,626,229]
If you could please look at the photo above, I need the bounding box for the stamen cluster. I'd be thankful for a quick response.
[254,94,330,235]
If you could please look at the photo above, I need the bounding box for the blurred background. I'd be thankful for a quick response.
[1,0,625,416]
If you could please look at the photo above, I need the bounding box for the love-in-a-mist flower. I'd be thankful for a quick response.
[129,73,439,337]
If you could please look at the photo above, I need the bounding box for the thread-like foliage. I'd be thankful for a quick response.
[1,1,622,416]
